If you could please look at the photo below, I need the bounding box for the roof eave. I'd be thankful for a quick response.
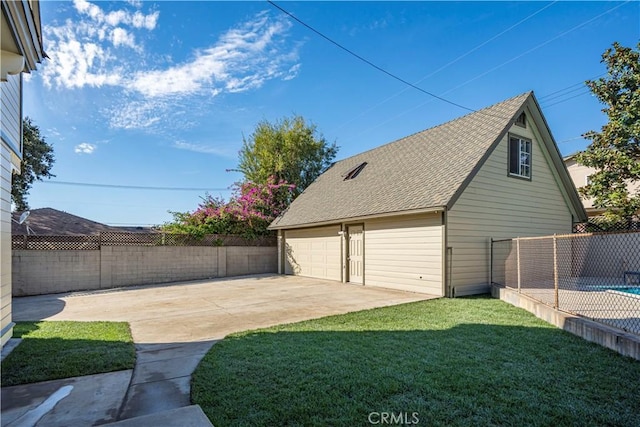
[528,94,588,222]
[268,206,447,230]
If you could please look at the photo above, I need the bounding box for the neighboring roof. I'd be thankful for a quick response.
[11,208,152,235]
[271,92,587,229]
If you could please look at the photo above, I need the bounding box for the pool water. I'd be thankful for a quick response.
[619,287,640,296]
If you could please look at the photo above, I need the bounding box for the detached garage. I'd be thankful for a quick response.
[270,92,587,297]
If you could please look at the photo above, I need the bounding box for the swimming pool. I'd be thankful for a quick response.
[617,287,640,296]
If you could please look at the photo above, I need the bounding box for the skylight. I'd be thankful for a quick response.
[343,162,367,181]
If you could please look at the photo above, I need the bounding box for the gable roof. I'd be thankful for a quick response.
[270,92,586,229]
[11,208,152,235]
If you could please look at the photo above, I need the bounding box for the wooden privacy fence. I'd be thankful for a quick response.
[12,232,276,250]
[491,230,640,335]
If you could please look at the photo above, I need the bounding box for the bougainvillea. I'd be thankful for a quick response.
[163,177,295,238]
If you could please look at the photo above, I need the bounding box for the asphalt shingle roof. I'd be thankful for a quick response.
[270,92,532,229]
[12,208,152,235]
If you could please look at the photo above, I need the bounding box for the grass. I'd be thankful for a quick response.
[1,321,135,386]
[192,296,640,427]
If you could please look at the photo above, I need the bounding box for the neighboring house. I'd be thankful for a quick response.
[1,1,46,347]
[270,92,587,297]
[564,154,640,217]
[12,207,153,235]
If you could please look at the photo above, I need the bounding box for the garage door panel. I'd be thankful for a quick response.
[284,225,341,281]
[365,214,443,296]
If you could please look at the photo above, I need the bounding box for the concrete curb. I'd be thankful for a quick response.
[493,285,640,360]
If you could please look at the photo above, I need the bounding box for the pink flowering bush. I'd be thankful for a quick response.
[163,177,295,238]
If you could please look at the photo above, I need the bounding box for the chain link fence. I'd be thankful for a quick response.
[573,216,640,233]
[12,232,276,250]
[491,231,640,335]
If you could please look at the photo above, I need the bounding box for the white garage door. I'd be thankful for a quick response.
[284,225,341,281]
[364,213,443,295]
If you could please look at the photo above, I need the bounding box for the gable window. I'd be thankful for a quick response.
[509,136,531,179]
[515,112,526,128]
[344,162,367,180]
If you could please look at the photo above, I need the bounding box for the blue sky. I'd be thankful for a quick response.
[22,1,639,226]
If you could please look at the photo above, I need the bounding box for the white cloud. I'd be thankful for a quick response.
[42,1,156,89]
[173,141,235,157]
[41,3,301,131]
[73,0,158,30]
[129,12,298,98]
[74,142,97,154]
[107,99,164,129]
[111,28,136,48]
[283,63,301,81]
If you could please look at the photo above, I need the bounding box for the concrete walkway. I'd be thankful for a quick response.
[3,274,437,426]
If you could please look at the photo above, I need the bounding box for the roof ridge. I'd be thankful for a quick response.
[331,91,532,167]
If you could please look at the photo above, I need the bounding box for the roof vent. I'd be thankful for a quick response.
[343,162,367,181]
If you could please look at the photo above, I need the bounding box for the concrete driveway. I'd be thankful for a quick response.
[6,274,438,426]
[13,274,436,343]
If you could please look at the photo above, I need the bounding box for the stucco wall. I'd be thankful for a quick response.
[12,246,277,296]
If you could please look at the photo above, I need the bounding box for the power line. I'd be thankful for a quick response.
[435,1,630,96]
[538,73,605,100]
[557,136,587,145]
[542,90,592,108]
[267,0,494,116]
[540,85,590,103]
[41,180,231,192]
[332,1,559,132]
[335,1,557,131]
[344,1,630,139]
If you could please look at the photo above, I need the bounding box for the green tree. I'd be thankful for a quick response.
[576,42,640,222]
[236,115,338,196]
[11,118,55,211]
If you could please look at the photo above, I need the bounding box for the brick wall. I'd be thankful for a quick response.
[12,246,277,296]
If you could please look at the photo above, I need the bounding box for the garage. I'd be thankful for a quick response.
[283,225,341,281]
[270,94,586,298]
[281,214,444,296]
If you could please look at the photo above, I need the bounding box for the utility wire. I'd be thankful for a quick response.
[538,73,605,100]
[41,180,231,192]
[436,1,630,97]
[267,0,484,115]
[542,90,592,108]
[346,1,629,139]
[332,1,558,132]
[540,85,591,103]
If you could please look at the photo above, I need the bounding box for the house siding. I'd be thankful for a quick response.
[1,74,22,156]
[364,213,443,295]
[448,116,573,295]
[565,157,640,216]
[1,142,15,346]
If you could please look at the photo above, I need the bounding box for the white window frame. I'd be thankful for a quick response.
[508,135,532,179]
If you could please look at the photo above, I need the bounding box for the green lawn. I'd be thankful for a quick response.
[192,297,640,427]
[2,321,135,386]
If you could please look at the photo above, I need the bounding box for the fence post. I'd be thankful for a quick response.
[23,234,28,249]
[162,233,166,246]
[553,234,559,309]
[516,237,521,293]
[489,238,493,285]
